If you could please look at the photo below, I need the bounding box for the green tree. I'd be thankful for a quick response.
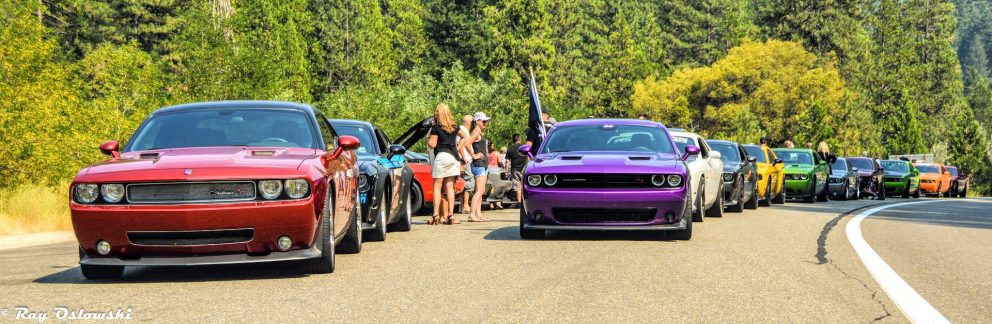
[310,0,394,95]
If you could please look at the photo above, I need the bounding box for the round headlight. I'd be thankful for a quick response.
[667,175,682,187]
[358,174,370,192]
[799,174,809,180]
[543,174,557,186]
[100,184,125,203]
[284,179,310,199]
[259,180,283,199]
[75,184,99,204]
[527,175,542,187]
[651,175,665,187]
[723,173,734,182]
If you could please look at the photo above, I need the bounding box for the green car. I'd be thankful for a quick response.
[772,148,830,203]
[880,160,921,198]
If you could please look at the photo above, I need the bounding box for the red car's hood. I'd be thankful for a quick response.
[79,147,320,181]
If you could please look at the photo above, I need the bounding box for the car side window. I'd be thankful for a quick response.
[315,114,337,151]
[373,127,389,154]
[697,137,709,158]
[847,160,853,171]
[738,146,748,162]
[766,148,776,162]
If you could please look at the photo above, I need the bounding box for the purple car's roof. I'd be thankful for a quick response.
[551,118,667,129]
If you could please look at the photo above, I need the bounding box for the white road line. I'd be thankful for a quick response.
[845,200,950,324]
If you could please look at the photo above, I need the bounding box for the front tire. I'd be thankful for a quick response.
[519,209,544,239]
[804,179,816,203]
[772,181,785,204]
[670,202,692,241]
[840,182,850,201]
[409,182,424,215]
[365,191,388,242]
[705,186,725,217]
[759,182,772,207]
[306,193,336,274]
[728,179,744,213]
[336,191,363,254]
[816,179,829,202]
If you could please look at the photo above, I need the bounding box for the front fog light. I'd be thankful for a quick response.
[527,175,542,187]
[100,184,125,203]
[277,236,292,251]
[666,175,682,187]
[259,180,283,199]
[96,240,111,255]
[284,179,310,199]
[543,175,557,186]
[75,184,99,203]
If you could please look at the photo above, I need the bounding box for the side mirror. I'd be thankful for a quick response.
[852,167,859,172]
[326,135,361,162]
[748,156,757,163]
[388,144,406,158]
[518,144,534,159]
[682,145,700,161]
[773,158,783,165]
[100,141,120,159]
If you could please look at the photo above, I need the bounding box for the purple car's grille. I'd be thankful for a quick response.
[127,181,257,203]
[127,229,254,246]
[553,174,657,188]
[553,208,656,223]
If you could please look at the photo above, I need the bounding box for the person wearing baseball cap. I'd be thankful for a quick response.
[466,112,492,222]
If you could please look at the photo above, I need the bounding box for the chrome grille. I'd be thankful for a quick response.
[127,181,256,203]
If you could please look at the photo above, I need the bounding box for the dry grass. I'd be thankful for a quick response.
[0,184,72,235]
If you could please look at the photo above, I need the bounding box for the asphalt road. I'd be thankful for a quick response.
[0,197,989,322]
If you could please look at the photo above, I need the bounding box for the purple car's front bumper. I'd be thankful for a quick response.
[521,187,689,231]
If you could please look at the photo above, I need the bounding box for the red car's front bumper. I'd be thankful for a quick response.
[72,198,320,266]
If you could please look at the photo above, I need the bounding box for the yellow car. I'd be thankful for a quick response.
[743,144,785,206]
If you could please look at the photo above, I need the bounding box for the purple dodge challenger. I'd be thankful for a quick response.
[518,119,699,240]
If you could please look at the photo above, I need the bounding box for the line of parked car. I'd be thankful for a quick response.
[515,119,972,241]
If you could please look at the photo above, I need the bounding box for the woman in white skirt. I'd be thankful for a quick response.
[427,103,469,225]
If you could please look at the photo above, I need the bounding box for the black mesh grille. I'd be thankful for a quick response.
[127,182,256,203]
[553,174,656,188]
[552,208,656,223]
[128,229,254,246]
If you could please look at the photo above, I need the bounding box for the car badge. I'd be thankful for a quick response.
[184,169,193,176]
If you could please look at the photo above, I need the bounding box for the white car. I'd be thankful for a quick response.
[669,129,724,221]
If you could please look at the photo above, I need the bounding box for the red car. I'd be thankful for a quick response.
[405,152,464,214]
[70,101,362,279]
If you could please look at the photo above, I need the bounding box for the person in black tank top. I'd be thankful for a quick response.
[467,112,492,222]
[427,103,469,225]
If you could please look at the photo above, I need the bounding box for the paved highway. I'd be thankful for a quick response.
[0,198,988,322]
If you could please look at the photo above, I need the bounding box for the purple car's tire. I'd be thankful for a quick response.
[670,201,692,241]
[306,192,336,274]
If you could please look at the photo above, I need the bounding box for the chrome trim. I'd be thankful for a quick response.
[125,181,258,204]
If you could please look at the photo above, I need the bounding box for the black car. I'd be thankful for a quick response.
[847,157,885,200]
[828,158,860,200]
[330,119,415,241]
[706,140,759,212]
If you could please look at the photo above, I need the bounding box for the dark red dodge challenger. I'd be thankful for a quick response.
[70,101,362,279]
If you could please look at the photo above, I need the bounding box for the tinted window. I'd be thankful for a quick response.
[916,165,939,173]
[778,151,814,165]
[127,108,317,151]
[708,142,741,162]
[743,146,767,163]
[880,160,908,173]
[946,167,959,177]
[848,158,875,171]
[672,136,698,155]
[832,158,848,171]
[542,125,675,154]
[334,124,378,156]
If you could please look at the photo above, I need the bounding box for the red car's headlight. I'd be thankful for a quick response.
[74,184,99,204]
[284,179,310,199]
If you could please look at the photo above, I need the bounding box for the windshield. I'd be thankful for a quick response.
[126,108,317,151]
[743,145,767,163]
[916,165,939,174]
[831,158,848,171]
[333,124,377,156]
[542,125,675,154]
[777,151,814,165]
[880,161,909,173]
[672,136,698,155]
[708,142,741,163]
[848,158,875,171]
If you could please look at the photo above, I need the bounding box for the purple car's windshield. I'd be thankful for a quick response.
[541,125,675,154]
[126,108,319,152]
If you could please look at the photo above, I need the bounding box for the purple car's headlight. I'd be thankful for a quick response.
[527,175,542,187]
[543,175,558,186]
[666,175,683,187]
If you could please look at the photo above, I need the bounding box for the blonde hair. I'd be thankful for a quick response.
[817,141,830,154]
[434,103,456,133]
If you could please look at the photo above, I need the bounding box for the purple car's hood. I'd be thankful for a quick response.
[527,152,685,174]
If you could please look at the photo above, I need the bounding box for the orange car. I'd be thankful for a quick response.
[914,163,952,197]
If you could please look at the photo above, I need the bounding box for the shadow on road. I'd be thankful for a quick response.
[484,226,679,242]
[33,261,309,284]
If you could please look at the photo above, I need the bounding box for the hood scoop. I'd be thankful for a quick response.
[252,150,276,157]
[559,156,583,160]
[138,152,160,159]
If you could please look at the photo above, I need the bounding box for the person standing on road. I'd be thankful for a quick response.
[459,115,474,215]
[427,103,469,225]
[505,134,528,203]
[467,112,492,222]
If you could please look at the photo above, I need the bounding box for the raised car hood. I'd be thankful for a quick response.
[82,147,319,177]
[528,152,684,174]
